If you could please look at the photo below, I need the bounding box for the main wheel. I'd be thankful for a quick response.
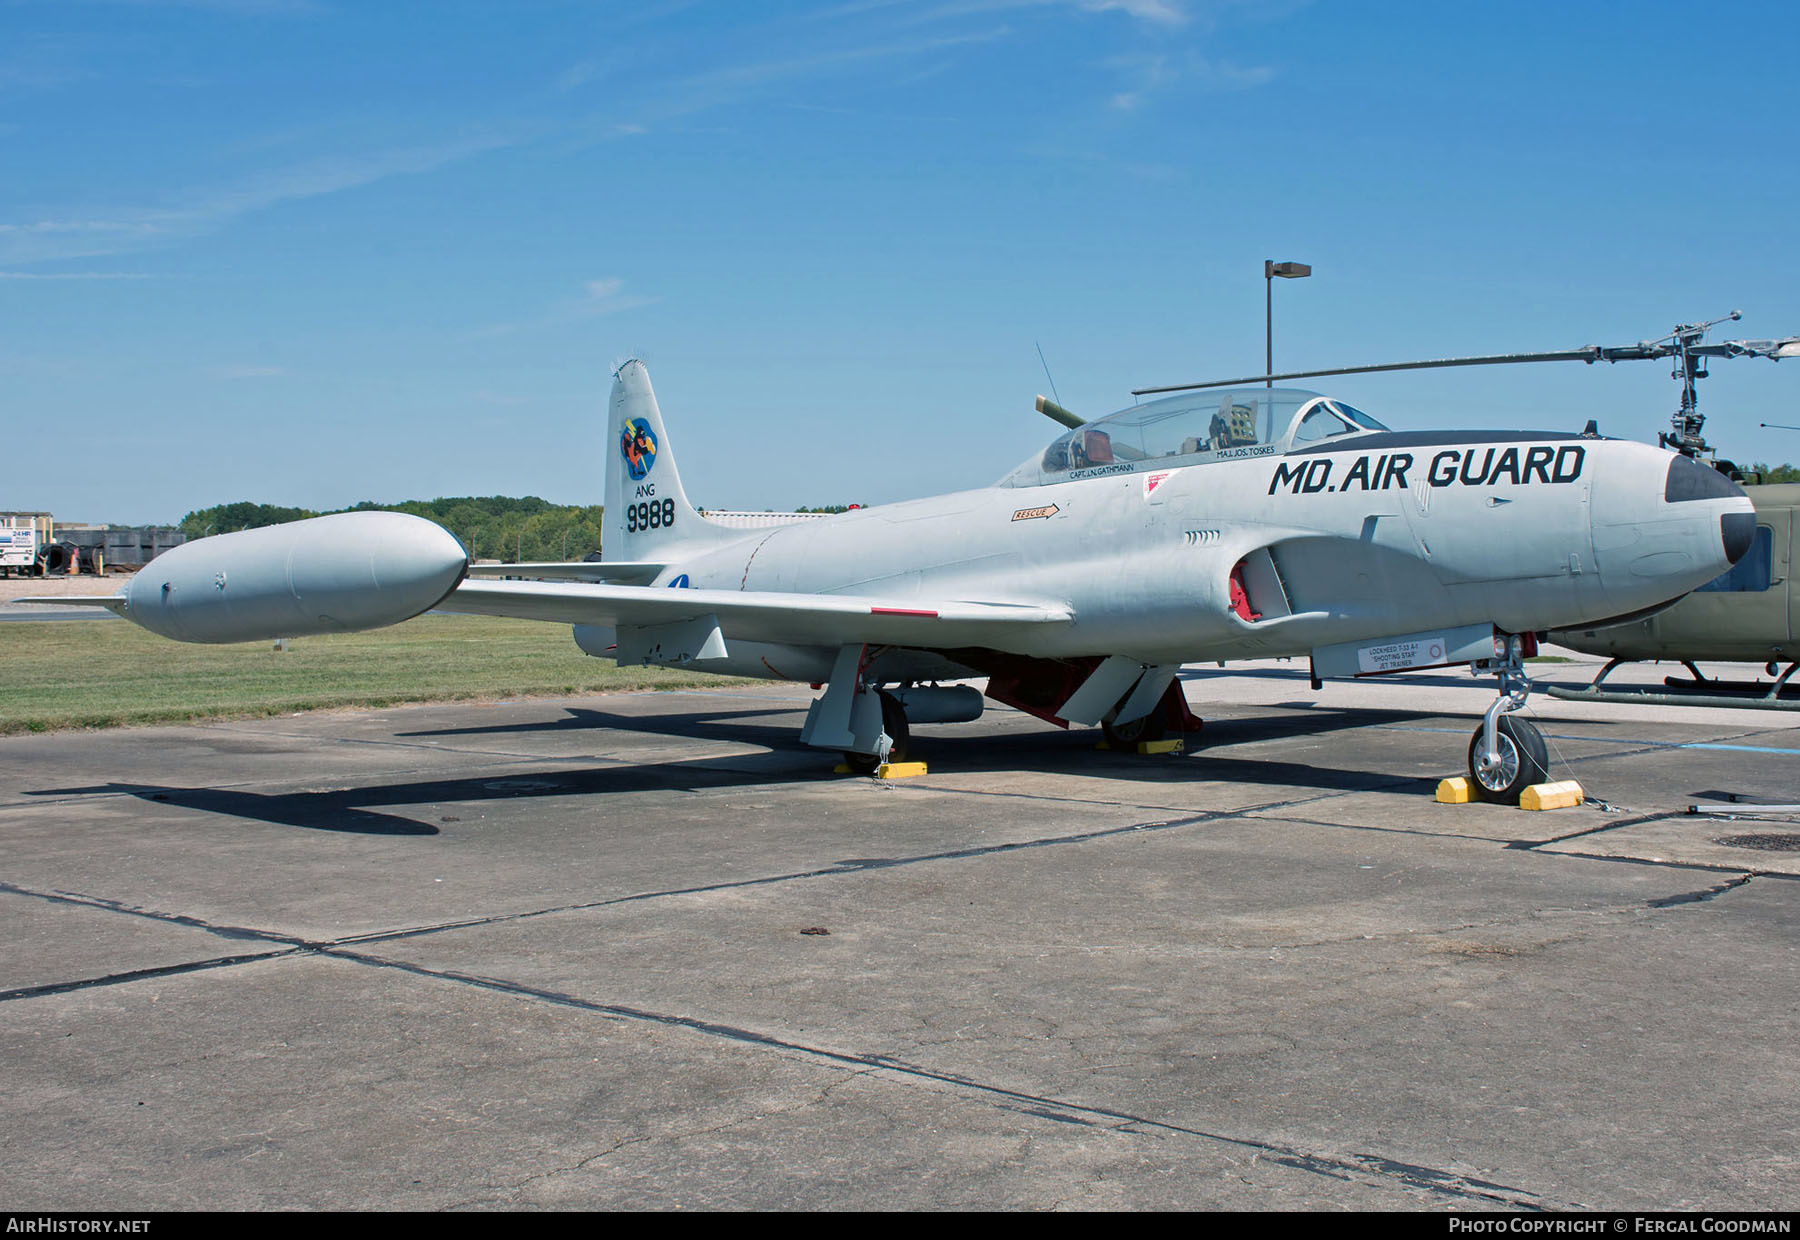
[878,690,910,763]
[1466,716,1549,805]
[843,692,910,774]
[1103,707,1167,749]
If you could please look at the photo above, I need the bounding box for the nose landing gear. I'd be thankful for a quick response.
[1468,634,1549,804]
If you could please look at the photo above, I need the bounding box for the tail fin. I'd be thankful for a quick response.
[602,360,744,561]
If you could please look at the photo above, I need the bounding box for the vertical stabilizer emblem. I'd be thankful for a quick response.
[621,417,658,480]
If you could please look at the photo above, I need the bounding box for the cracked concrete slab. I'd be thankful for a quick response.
[1,952,1508,1211]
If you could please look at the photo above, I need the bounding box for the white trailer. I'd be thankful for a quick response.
[0,513,51,576]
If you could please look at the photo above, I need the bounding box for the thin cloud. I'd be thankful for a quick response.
[1080,0,1187,22]
[547,23,1016,149]
[0,132,516,265]
[672,26,1013,99]
[1105,47,1273,110]
[473,277,657,338]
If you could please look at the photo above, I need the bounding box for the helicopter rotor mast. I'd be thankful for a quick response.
[1134,313,1800,461]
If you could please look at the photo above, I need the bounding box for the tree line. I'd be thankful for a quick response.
[179,497,605,562]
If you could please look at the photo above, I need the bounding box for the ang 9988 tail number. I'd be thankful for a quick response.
[627,498,676,533]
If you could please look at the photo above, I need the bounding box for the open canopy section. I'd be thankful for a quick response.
[999,387,1389,488]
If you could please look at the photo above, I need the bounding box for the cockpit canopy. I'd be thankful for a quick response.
[999,387,1389,488]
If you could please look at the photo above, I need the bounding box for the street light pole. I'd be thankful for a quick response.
[1264,260,1312,387]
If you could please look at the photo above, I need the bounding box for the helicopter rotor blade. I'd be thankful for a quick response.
[1132,348,1605,396]
[1133,335,1800,397]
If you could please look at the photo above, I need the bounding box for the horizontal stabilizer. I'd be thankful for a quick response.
[464,561,666,585]
[442,579,1070,648]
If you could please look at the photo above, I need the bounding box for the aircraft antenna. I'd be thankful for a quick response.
[1036,341,1063,409]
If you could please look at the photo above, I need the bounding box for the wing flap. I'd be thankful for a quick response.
[463,561,666,585]
[441,579,1070,647]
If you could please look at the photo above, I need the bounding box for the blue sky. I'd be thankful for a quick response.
[4,0,1798,523]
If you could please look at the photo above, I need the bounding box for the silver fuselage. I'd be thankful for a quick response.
[621,431,1747,682]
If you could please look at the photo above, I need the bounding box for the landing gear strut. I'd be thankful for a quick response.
[1467,633,1548,804]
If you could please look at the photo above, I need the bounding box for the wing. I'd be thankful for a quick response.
[441,579,1071,647]
[463,561,666,585]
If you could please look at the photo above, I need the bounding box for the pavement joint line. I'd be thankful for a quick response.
[1243,811,1537,846]
[0,949,301,1003]
[1524,848,1800,883]
[1506,810,1684,849]
[0,879,313,948]
[336,807,1261,947]
[318,945,1561,1210]
[881,772,1419,818]
[318,787,1453,951]
[1646,873,1755,908]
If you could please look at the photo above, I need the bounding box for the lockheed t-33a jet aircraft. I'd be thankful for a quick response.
[33,355,1759,804]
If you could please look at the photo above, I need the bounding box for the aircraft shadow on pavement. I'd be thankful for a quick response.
[1185,704,1443,748]
[21,702,1450,834]
[393,704,795,743]
[935,728,1440,797]
[20,753,825,836]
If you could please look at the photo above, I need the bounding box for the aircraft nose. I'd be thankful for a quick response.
[1722,511,1755,564]
[1589,446,1755,617]
[1660,454,1753,565]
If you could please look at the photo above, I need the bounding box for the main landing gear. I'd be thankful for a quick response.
[1102,709,1166,749]
[842,691,910,775]
[1467,633,1549,804]
[804,650,989,774]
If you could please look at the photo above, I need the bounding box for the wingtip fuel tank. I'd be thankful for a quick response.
[122,512,468,644]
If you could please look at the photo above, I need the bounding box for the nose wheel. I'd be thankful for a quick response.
[1466,715,1548,803]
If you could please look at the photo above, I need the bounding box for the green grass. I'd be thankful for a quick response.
[0,613,750,734]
